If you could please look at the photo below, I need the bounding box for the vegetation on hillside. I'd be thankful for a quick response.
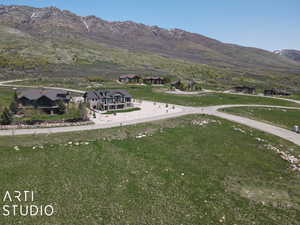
[0,53,49,70]
[1,24,300,90]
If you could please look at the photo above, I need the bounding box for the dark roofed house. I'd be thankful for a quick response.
[119,74,141,83]
[264,88,291,96]
[17,89,71,114]
[143,76,166,85]
[232,86,256,94]
[84,89,133,111]
[171,80,182,89]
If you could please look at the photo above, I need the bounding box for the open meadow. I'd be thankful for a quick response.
[0,115,299,225]
[222,107,300,130]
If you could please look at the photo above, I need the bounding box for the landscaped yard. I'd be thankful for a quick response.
[222,106,300,130]
[14,104,82,124]
[0,115,299,225]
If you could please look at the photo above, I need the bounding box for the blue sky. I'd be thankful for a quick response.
[1,0,300,51]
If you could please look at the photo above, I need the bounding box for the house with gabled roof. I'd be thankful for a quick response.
[17,88,71,114]
[119,74,141,83]
[232,86,256,94]
[143,76,166,85]
[264,88,291,96]
[83,89,133,111]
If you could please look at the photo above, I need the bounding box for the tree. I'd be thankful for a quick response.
[13,90,18,102]
[9,101,17,114]
[1,107,12,125]
[57,100,66,114]
[79,102,88,121]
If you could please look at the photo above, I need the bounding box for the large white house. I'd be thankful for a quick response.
[83,89,133,111]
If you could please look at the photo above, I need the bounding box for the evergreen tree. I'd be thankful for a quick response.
[1,107,12,125]
[13,90,18,102]
[9,101,17,114]
[57,100,66,114]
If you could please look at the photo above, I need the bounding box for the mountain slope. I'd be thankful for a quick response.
[274,49,300,63]
[0,5,300,89]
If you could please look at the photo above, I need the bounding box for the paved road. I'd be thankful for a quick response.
[1,80,300,146]
[199,105,300,146]
[0,79,85,94]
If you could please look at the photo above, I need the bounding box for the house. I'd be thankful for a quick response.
[232,86,256,94]
[187,79,201,91]
[17,89,71,114]
[119,74,141,83]
[171,80,182,89]
[171,79,201,91]
[264,88,291,96]
[84,89,133,111]
[143,76,166,85]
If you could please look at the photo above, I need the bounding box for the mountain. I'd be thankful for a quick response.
[0,5,300,89]
[274,49,300,63]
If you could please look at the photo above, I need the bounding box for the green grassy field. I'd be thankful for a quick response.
[222,106,300,130]
[128,86,300,107]
[0,115,299,225]
[284,94,300,101]
[15,105,82,123]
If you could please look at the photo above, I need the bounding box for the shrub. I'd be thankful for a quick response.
[0,107,12,125]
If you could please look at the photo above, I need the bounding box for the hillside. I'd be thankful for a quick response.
[0,5,300,89]
[274,49,300,63]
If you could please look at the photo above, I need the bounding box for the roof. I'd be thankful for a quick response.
[18,89,70,101]
[233,86,256,89]
[119,74,140,79]
[144,76,165,80]
[84,89,132,99]
[264,88,291,94]
[171,80,181,85]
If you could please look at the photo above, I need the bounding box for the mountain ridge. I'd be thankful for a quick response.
[0,4,300,89]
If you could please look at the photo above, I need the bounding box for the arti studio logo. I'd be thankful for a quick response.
[1,191,55,217]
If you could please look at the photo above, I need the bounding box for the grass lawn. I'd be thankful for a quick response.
[0,115,299,225]
[15,104,82,123]
[0,87,14,112]
[284,94,300,101]
[103,107,141,115]
[222,106,300,130]
[128,86,300,107]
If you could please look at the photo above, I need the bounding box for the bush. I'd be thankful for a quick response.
[57,100,66,114]
[0,107,12,125]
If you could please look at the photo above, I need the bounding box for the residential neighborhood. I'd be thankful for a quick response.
[0,1,300,224]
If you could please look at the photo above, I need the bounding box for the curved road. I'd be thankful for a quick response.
[1,80,300,146]
[199,105,300,146]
